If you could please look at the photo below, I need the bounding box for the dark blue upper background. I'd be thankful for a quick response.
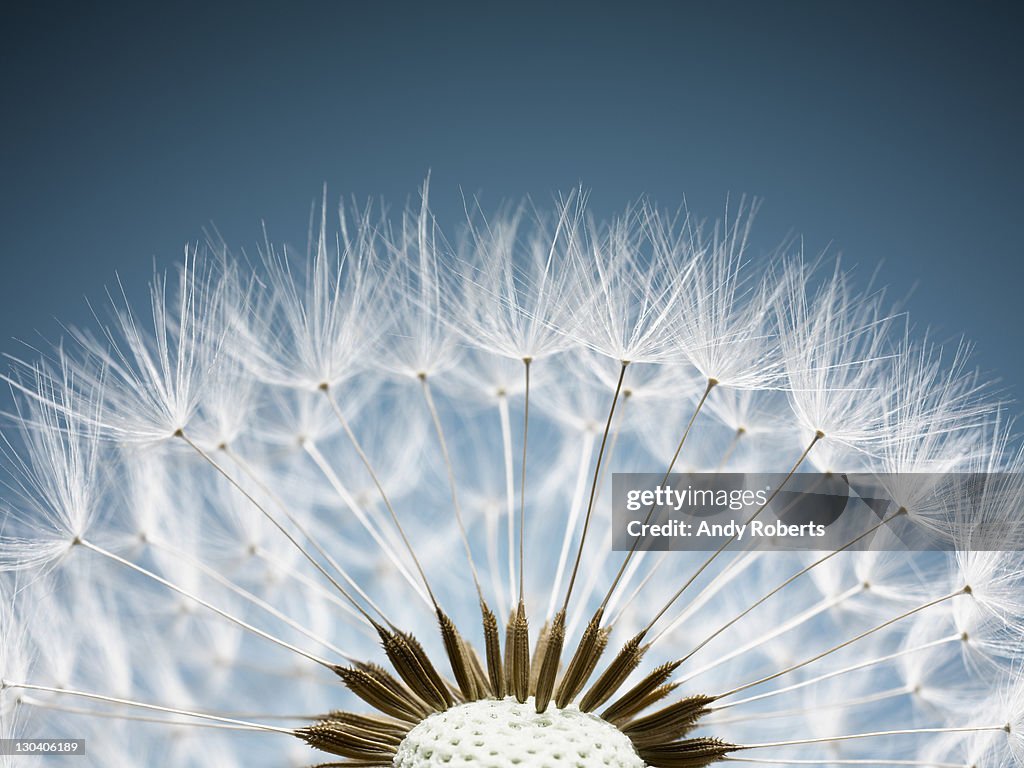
[2,2,1021,395]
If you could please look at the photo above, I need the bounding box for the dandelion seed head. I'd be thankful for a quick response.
[1,188,1021,768]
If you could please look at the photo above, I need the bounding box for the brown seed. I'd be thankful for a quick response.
[481,600,505,698]
[555,607,606,707]
[511,599,531,703]
[602,660,682,722]
[579,631,649,712]
[534,610,565,712]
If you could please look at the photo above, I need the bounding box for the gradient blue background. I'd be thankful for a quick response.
[2,2,1021,396]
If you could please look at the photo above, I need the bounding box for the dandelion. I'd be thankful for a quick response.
[1,189,1022,768]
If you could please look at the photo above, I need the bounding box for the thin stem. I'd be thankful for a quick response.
[648,549,763,645]
[665,507,907,653]
[604,550,666,625]
[601,377,716,611]
[146,536,355,660]
[177,432,375,624]
[707,685,910,725]
[519,357,532,601]
[77,538,335,668]
[226,442,414,614]
[2,681,295,736]
[678,583,864,685]
[321,384,439,607]
[19,696,267,732]
[739,724,1005,750]
[227,660,342,686]
[479,491,506,618]
[642,430,823,635]
[562,360,628,613]
[715,426,745,471]
[715,633,960,710]
[570,526,614,633]
[301,439,429,609]
[570,391,632,622]
[725,758,966,767]
[420,373,483,600]
[547,431,596,618]
[250,546,375,637]
[498,391,516,615]
[716,587,968,700]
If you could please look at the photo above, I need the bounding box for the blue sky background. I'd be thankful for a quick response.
[1,2,1021,398]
